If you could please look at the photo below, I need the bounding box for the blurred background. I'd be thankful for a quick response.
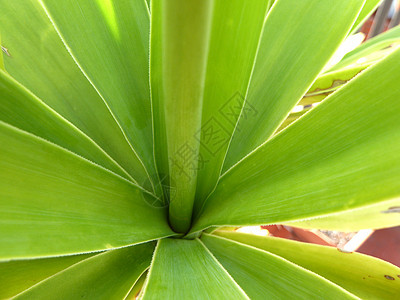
[361,0,400,38]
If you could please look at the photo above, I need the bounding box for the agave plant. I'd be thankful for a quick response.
[1,0,400,298]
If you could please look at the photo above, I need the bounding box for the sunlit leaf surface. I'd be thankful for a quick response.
[142,238,248,299]
[0,0,151,188]
[0,121,173,260]
[15,243,154,299]
[0,0,399,297]
[223,0,365,171]
[215,231,400,299]
[202,233,358,299]
[0,253,93,299]
[193,48,400,232]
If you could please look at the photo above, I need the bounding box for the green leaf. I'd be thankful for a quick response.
[286,198,400,231]
[301,26,400,106]
[142,238,248,299]
[193,0,271,214]
[349,0,383,34]
[192,47,400,232]
[0,69,133,181]
[15,242,155,299]
[0,121,174,260]
[0,0,151,188]
[0,34,4,71]
[215,231,400,300]
[300,63,372,106]
[201,233,357,299]
[222,0,365,171]
[332,25,400,72]
[146,0,150,14]
[39,0,158,190]
[125,270,148,300]
[151,0,214,233]
[0,253,93,299]
[276,107,311,133]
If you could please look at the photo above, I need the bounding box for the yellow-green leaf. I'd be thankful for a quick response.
[223,0,365,171]
[0,121,174,260]
[15,243,154,299]
[142,238,248,299]
[202,233,357,299]
[0,0,151,188]
[192,48,400,232]
[0,253,93,299]
[215,231,400,300]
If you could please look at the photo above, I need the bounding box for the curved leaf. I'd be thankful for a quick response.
[215,231,400,300]
[202,233,357,299]
[0,121,174,260]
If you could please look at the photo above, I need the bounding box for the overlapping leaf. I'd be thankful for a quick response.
[0,70,131,180]
[202,233,357,299]
[0,122,173,260]
[193,0,270,212]
[15,243,154,299]
[0,34,4,71]
[151,0,214,232]
[222,0,365,171]
[300,63,371,106]
[39,0,159,190]
[0,253,93,299]
[0,0,399,298]
[287,198,400,231]
[0,0,151,188]
[192,47,400,232]
[125,271,148,300]
[349,0,383,34]
[333,24,400,72]
[215,231,400,299]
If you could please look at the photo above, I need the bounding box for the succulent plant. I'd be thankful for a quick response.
[1,0,400,298]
